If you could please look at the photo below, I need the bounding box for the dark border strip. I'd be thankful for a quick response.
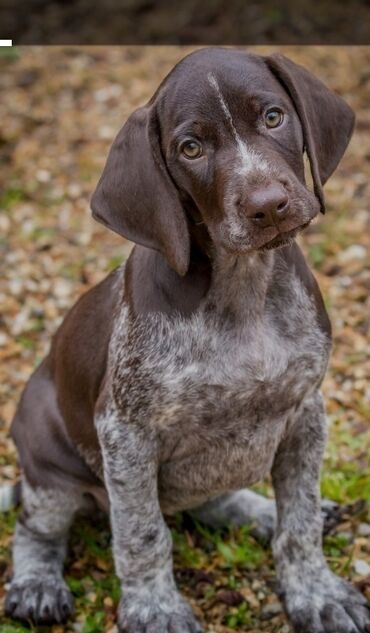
[2,0,370,45]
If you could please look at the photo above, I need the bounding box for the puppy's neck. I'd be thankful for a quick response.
[208,249,275,318]
[187,216,275,316]
[125,244,275,320]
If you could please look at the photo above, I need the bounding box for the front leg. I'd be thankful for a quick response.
[272,392,370,633]
[96,406,202,633]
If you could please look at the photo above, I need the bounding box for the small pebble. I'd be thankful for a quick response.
[103,596,114,608]
[99,125,115,140]
[0,332,9,346]
[338,275,353,288]
[8,278,24,296]
[261,602,283,620]
[0,214,10,232]
[358,523,370,537]
[0,484,17,511]
[94,85,122,102]
[10,309,30,335]
[251,579,262,590]
[338,244,367,263]
[336,531,353,542]
[36,169,51,183]
[353,559,370,576]
[67,183,82,199]
[86,591,97,603]
[53,278,72,298]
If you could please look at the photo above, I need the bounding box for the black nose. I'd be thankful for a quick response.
[245,183,290,228]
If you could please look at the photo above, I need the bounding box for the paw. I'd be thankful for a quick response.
[250,511,276,542]
[119,612,202,633]
[285,576,370,633]
[118,592,203,633]
[5,576,74,624]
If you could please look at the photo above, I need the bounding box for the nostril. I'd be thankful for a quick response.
[276,198,290,215]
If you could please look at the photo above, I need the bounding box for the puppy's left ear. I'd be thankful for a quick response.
[265,53,355,213]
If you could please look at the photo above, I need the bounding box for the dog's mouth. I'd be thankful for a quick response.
[258,220,312,251]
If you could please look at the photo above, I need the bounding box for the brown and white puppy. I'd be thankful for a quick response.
[6,48,369,633]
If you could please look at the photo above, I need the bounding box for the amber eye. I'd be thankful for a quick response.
[181,140,202,159]
[265,109,284,128]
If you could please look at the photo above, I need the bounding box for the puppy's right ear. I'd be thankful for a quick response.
[91,105,190,276]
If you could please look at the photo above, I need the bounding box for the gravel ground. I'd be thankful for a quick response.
[0,46,369,633]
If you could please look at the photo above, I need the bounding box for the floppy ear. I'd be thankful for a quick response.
[91,104,190,276]
[265,53,355,213]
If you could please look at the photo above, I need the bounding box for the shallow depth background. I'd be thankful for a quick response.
[0,46,369,633]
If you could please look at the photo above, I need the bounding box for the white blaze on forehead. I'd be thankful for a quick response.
[207,72,271,178]
[207,72,240,142]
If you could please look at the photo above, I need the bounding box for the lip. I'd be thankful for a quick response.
[258,220,312,251]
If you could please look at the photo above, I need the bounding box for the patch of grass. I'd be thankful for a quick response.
[59,262,84,280]
[321,468,370,504]
[0,617,54,632]
[329,426,368,452]
[0,47,19,62]
[107,255,125,271]
[82,610,105,633]
[226,574,240,590]
[0,512,26,632]
[0,625,30,633]
[324,533,354,574]
[324,533,351,558]
[172,527,205,568]
[66,574,120,633]
[30,316,45,333]
[216,537,265,570]
[224,601,252,628]
[93,574,121,605]
[0,187,24,210]
[60,519,118,632]
[309,243,327,267]
[73,520,112,560]
[26,227,58,241]
[66,575,86,597]
[250,481,273,497]
[15,335,36,350]
[322,421,370,504]
[0,508,18,535]
[195,523,266,570]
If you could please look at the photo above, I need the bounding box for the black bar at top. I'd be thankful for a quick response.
[2,0,370,45]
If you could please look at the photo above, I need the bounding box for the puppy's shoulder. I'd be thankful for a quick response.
[278,242,331,338]
[125,245,211,319]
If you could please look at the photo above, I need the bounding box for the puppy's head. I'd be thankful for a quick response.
[91,48,354,275]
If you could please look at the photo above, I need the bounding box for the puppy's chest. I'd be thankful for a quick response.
[113,286,329,455]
